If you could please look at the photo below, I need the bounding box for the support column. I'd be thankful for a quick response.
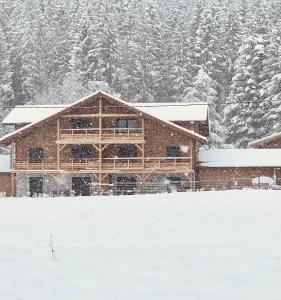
[57,119,60,170]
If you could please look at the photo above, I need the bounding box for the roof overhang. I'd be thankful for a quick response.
[248,132,281,148]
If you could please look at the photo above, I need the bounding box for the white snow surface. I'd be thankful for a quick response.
[199,149,281,167]
[0,154,10,172]
[2,105,67,124]
[131,102,208,121]
[3,102,208,124]
[0,190,281,300]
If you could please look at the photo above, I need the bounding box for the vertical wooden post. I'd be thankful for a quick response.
[57,119,60,170]
[98,97,102,188]
[11,172,15,197]
[189,140,194,190]
[141,117,145,170]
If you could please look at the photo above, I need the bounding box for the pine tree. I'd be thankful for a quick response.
[185,69,225,148]
[225,35,268,147]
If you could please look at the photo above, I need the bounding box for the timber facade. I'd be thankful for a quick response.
[1,91,281,197]
[0,91,207,196]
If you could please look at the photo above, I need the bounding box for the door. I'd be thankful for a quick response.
[30,177,43,197]
[72,177,92,196]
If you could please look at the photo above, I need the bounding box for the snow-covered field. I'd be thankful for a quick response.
[1,191,281,300]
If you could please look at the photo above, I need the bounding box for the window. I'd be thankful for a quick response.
[117,145,137,157]
[71,146,93,161]
[30,177,43,197]
[116,119,138,129]
[71,119,93,129]
[29,148,43,163]
[166,146,181,157]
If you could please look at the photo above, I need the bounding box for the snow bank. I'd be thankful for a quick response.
[0,190,281,300]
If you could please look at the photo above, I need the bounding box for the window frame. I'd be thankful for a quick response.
[28,147,44,163]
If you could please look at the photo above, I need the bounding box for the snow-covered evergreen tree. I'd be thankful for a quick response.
[185,69,225,148]
[225,35,268,147]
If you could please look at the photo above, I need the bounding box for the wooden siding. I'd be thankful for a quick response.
[0,173,12,196]
[198,167,281,190]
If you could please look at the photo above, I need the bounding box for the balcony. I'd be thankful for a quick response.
[58,128,144,144]
[12,157,191,173]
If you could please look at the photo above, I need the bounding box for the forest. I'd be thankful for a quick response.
[0,0,281,148]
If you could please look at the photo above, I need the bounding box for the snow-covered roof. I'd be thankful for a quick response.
[2,105,67,124]
[130,102,208,122]
[248,132,281,148]
[0,154,10,172]
[199,149,281,168]
[3,102,208,125]
[0,91,207,145]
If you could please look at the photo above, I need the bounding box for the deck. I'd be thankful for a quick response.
[12,157,191,173]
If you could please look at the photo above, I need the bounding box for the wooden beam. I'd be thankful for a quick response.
[61,114,138,118]
[11,172,15,197]
[141,118,145,170]
[59,144,67,152]
[101,144,110,152]
[57,119,60,170]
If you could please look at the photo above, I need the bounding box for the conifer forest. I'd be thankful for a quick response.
[0,0,281,147]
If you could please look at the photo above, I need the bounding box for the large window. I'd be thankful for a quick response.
[71,146,93,161]
[116,119,138,129]
[29,148,43,163]
[30,177,43,197]
[71,119,93,129]
[166,146,181,157]
[117,145,137,157]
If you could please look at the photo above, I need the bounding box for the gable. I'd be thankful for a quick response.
[0,91,207,145]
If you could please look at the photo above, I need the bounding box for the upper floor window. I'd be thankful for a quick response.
[71,119,93,129]
[166,146,181,157]
[29,148,43,163]
[71,146,94,160]
[116,119,138,129]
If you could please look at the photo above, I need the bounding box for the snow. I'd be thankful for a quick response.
[2,105,67,124]
[3,102,208,125]
[199,149,281,167]
[0,91,207,145]
[1,190,281,300]
[248,132,281,148]
[131,102,208,122]
[0,154,10,172]
[252,176,275,186]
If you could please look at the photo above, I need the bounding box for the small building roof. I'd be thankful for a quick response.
[2,105,67,125]
[3,102,208,125]
[130,102,208,122]
[0,154,10,172]
[248,132,281,148]
[199,149,281,168]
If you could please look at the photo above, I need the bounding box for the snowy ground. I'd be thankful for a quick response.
[1,191,281,300]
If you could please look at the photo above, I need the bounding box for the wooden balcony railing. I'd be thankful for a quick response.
[13,157,191,172]
[59,128,143,141]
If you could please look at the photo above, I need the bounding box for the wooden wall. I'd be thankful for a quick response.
[0,173,12,196]
[198,167,281,190]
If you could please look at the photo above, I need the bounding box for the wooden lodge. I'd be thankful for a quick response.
[1,90,281,197]
[0,91,208,196]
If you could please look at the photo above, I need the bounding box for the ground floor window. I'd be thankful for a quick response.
[113,176,137,195]
[29,177,43,197]
[72,177,92,196]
